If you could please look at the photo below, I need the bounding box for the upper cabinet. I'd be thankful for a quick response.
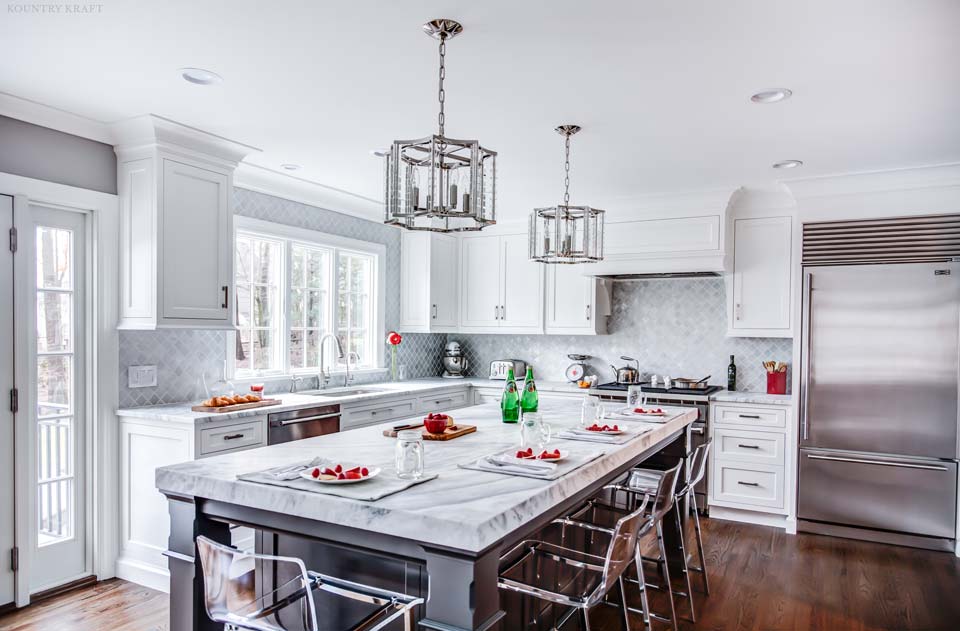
[459,232,544,334]
[727,215,794,337]
[399,231,459,333]
[113,115,260,330]
[545,265,611,335]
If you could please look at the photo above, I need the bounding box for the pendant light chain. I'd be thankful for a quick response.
[437,34,446,136]
[563,131,571,209]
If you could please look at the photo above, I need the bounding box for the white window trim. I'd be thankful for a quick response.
[227,216,387,381]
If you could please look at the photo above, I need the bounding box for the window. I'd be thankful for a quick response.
[231,218,384,378]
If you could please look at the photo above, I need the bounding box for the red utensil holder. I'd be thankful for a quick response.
[767,371,787,395]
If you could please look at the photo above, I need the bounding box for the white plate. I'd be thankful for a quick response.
[513,448,569,462]
[582,427,624,435]
[300,464,382,484]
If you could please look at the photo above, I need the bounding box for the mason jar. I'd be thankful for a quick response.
[395,430,424,479]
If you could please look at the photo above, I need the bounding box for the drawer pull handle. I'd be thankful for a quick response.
[806,454,948,471]
[738,414,761,419]
[222,285,229,309]
[433,398,453,405]
[737,443,760,449]
[371,408,395,416]
[223,433,244,440]
[737,481,760,487]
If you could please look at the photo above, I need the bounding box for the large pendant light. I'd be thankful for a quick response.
[528,125,605,263]
[382,19,497,232]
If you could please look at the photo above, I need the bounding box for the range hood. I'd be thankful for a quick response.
[597,270,722,280]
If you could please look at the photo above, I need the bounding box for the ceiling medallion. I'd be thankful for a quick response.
[528,125,605,264]
[380,19,497,232]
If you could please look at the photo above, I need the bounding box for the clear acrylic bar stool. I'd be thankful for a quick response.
[559,460,684,631]
[196,536,423,631]
[498,494,652,631]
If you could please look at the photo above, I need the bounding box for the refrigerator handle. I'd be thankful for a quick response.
[800,271,813,442]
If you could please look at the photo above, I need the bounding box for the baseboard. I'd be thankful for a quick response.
[115,556,170,593]
[708,505,791,530]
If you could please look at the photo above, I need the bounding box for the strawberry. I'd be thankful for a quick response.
[360,467,369,476]
[613,425,619,431]
[311,468,320,478]
[337,472,346,480]
[553,449,561,455]
[345,466,362,474]
[322,467,337,476]
[516,450,527,458]
[539,450,549,458]
[334,464,343,474]
[656,408,663,413]
[525,447,534,455]
[344,470,362,480]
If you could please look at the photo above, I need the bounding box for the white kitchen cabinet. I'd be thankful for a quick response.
[459,232,543,333]
[544,265,611,335]
[399,232,458,332]
[113,114,259,330]
[727,216,794,337]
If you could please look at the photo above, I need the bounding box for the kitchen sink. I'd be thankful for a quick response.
[305,386,391,398]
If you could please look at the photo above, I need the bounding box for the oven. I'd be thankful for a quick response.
[267,404,340,445]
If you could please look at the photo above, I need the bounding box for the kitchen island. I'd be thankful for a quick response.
[156,401,698,630]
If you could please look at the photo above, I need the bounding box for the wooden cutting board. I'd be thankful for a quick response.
[190,398,282,414]
[382,424,477,441]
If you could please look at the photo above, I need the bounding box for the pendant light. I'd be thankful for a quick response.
[381,19,497,232]
[529,125,605,263]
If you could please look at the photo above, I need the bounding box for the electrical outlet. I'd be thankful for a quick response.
[128,365,158,388]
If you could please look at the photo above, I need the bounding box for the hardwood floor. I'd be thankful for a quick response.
[1,517,958,631]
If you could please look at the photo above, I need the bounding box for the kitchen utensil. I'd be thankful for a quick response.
[564,354,589,382]
[610,356,640,384]
[441,341,468,378]
[489,359,526,380]
[382,423,477,440]
[671,375,713,390]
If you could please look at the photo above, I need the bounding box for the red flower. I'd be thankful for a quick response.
[386,331,403,346]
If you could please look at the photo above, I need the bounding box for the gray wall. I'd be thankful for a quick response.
[451,277,792,394]
[0,115,116,194]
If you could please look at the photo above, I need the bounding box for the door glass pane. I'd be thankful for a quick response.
[35,226,76,546]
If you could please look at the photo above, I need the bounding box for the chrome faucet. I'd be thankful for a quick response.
[318,333,345,390]
[344,351,358,387]
[290,375,304,393]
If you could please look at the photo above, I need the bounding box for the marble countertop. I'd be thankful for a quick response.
[155,401,697,553]
[710,391,794,406]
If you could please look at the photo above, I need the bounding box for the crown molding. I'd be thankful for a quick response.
[111,114,261,166]
[234,162,382,222]
[598,187,737,222]
[781,163,960,200]
[0,90,113,144]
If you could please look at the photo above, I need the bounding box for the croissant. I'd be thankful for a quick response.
[201,398,217,407]
[244,394,260,402]
[215,396,232,407]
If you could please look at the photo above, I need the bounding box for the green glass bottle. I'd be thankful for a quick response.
[727,355,737,391]
[501,368,520,423]
[520,367,539,413]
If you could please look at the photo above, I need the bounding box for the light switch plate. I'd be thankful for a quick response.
[128,365,158,388]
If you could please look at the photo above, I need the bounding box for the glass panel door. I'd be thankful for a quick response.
[29,206,87,592]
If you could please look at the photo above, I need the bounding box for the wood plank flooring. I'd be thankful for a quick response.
[1,517,958,631]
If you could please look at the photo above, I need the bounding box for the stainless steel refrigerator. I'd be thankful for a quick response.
[798,261,960,551]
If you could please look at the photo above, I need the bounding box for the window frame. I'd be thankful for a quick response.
[227,216,386,381]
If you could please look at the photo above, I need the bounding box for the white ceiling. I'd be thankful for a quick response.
[2,0,959,220]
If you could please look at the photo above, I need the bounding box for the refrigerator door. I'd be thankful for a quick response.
[800,262,960,459]
[799,449,957,539]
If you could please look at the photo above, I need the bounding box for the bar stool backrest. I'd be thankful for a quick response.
[592,494,652,603]
[196,535,319,631]
[648,460,683,523]
[689,439,713,489]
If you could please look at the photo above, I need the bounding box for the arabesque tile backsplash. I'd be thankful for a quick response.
[119,189,791,407]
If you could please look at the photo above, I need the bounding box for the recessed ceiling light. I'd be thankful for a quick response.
[280,163,301,171]
[751,88,792,104]
[179,67,222,86]
[773,159,803,169]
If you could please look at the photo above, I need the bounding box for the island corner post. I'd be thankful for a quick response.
[160,420,692,630]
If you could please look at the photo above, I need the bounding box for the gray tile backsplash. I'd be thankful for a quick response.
[451,277,792,394]
[119,190,790,407]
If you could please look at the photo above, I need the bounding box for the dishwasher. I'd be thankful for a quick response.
[267,404,340,444]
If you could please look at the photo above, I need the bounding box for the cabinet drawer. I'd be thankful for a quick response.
[342,397,418,429]
[199,420,264,456]
[714,428,785,465]
[712,461,784,509]
[713,404,786,429]
[473,388,501,405]
[418,390,470,413]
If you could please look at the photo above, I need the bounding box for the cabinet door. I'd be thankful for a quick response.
[399,231,429,331]
[500,233,543,331]
[459,235,502,329]
[731,216,792,332]
[430,234,459,329]
[160,159,231,322]
[545,265,596,334]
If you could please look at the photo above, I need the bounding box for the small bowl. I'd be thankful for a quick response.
[423,417,448,434]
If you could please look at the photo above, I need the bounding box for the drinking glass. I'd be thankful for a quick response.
[627,385,645,408]
[520,413,551,451]
[395,430,424,480]
[595,402,607,425]
[580,396,597,428]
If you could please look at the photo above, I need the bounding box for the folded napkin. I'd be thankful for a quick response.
[262,458,322,480]
[556,427,650,444]
[460,450,602,481]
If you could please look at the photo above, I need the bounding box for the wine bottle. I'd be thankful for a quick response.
[501,368,520,423]
[520,367,539,413]
[727,355,737,391]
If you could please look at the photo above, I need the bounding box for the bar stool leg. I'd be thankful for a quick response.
[674,501,697,622]
[582,606,593,631]
[690,491,710,595]
[634,543,653,631]
[656,521,679,631]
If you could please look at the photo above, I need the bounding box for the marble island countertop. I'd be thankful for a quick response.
[710,390,794,406]
[155,401,697,553]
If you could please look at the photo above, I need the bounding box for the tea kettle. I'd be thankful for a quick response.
[610,356,640,384]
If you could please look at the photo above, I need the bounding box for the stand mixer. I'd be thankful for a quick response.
[441,341,468,379]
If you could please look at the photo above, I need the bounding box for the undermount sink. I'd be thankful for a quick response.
[305,386,391,398]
